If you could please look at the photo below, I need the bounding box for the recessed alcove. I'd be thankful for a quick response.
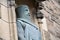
[15,0,36,22]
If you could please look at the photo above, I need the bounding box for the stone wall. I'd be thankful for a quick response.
[40,0,60,40]
[0,0,18,40]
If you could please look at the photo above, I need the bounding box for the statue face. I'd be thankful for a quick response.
[17,5,30,19]
[24,6,30,17]
[16,5,31,20]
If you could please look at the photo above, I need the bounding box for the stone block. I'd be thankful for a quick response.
[1,5,9,22]
[0,0,7,7]
[8,7,16,23]
[0,19,10,40]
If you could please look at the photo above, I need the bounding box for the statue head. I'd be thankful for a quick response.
[16,5,31,21]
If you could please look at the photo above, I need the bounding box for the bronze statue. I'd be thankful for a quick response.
[16,5,41,40]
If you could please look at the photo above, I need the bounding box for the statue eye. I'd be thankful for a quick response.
[25,9,28,11]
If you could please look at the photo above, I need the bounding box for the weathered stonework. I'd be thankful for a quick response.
[0,0,60,40]
[0,0,18,40]
[40,0,60,40]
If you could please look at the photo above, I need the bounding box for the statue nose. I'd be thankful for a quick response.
[28,13,30,16]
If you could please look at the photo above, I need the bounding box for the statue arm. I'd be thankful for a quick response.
[16,21,26,40]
